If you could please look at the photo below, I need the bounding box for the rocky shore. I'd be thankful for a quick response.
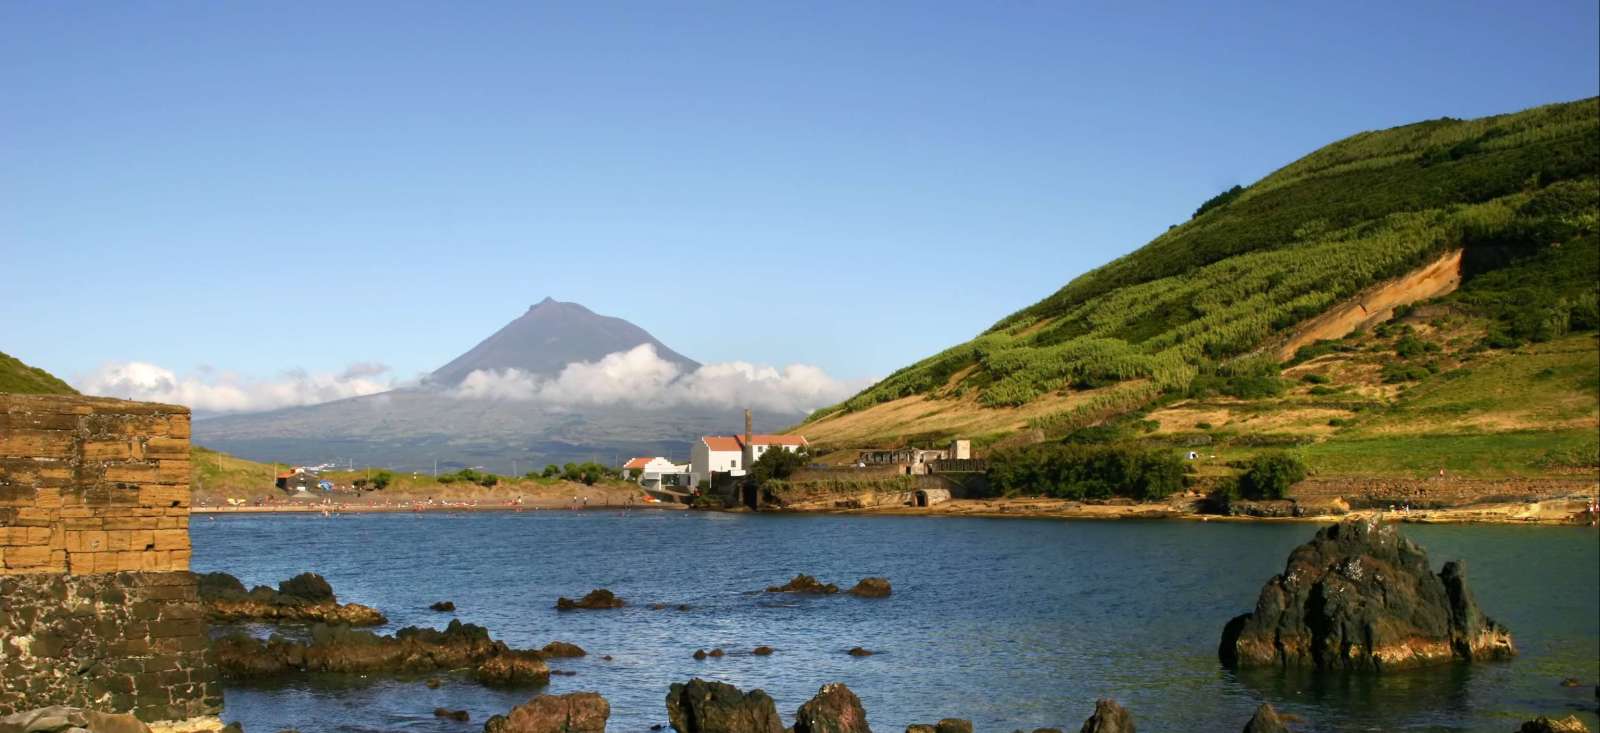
[195,571,386,626]
[211,620,549,686]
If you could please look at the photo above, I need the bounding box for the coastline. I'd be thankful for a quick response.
[193,499,685,515]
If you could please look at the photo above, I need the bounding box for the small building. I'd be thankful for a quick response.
[275,467,319,493]
[689,433,808,487]
[623,456,691,493]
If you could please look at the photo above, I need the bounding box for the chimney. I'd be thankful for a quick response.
[743,408,754,468]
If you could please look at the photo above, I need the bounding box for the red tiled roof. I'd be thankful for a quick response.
[623,457,656,470]
[701,436,741,452]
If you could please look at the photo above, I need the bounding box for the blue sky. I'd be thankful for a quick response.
[3,2,1597,407]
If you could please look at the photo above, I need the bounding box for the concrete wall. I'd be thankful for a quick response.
[0,394,220,722]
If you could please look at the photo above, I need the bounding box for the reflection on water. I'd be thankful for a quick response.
[192,513,1600,732]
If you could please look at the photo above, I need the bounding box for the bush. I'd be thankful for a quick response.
[1393,335,1439,359]
[747,447,809,485]
[1195,421,1214,430]
[987,443,1185,501]
[1381,363,1432,383]
[1301,373,1330,384]
[1192,185,1245,219]
[1237,452,1307,500]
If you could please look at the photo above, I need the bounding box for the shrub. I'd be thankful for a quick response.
[1381,363,1432,383]
[1301,373,1330,384]
[1308,385,1340,396]
[1237,452,1307,500]
[747,447,809,485]
[1193,185,1245,219]
[987,443,1185,501]
[1195,421,1214,430]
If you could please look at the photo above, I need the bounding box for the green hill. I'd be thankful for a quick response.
[0,351,78,395]
[802,98,1599,480]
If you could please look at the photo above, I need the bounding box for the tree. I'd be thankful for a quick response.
[747,447,809,485]
[1237,452,1307,500]
[542,464,561,478]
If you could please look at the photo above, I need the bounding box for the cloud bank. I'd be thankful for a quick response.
[454,344,869,415]
[76,361,397,415]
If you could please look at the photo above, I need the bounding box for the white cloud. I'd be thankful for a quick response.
[454,344,870,415]
[76,361,396,414]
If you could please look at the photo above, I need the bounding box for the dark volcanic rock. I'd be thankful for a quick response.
[278,572,334,602]
[213,619,548,686]
[485,692,610,733]
[847,578,892,598]
[434,707,470,722]
[1241,704,1289,733]
[907,720,971,733]
[765,575,839,594]
[793,683,870,733]
[1515,716,1590,733]
[1078,699,1134,733]
[541,641,587,657]
[847,647,873,657]
[431,601,456,612]
[195,571,386,626]
[557,589,625,610]
[1219,519,1516,671]
[752,646,774,656]
[665,678,785,733]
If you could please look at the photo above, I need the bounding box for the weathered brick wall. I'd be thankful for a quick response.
[1,394,192,574]
[0,572,221,720]
[0,394,219,721]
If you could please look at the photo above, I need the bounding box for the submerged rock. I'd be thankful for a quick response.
[751,646,774,656]
[556,589,625,610]
[431,601,456,612]
[213,619,548,686]
[765,575,839,594]
[485,692,609,733]
[793,683,870,733]
[195,571,387,626]
[665,678,784,733]
[1240,704,1288,733]
[541,641,587,658]
[906,720,970,733]
[1078,699,1134,733]
[434,708,470,722]
[847,647,873,657]
[847,578,892,598]
[1219,519,1516,671]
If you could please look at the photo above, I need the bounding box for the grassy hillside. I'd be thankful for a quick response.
[802,98,1599,480]
[0,351,78,395]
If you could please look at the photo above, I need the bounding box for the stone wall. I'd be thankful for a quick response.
[0,572,221,720]
[1,394,192,574]
[0,394,219,722]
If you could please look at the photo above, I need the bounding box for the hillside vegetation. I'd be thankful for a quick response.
[803,98,1599,481]
[0,351,77,395]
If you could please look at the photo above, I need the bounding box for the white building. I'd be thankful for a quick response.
[623,456,690,492]
[689,434,808,487]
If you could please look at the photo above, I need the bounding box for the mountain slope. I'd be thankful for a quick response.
[802,97,1599,461]
[0,351,78,395]
[430,297,698,385]
[194,300,797,470]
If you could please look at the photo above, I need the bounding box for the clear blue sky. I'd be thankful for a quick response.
[4,1,1597,388]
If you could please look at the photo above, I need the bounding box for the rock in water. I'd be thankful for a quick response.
[765,575,839,594]
[793,683,870,733]
[1516,717,1591,733]
[431,600,456,612]
[485,692,610,733]
[556,589,626,610]
[1078,700,1134,733]
[542,641,588,657]
[278,573,335,602]
[1219,519,1516,671]
[847,578,892,598]
[906,720,970,733]
[665,678,785,733]
[1240,704,1288,733]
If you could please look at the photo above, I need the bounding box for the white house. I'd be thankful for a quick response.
[689,434,808,487]
[623,456,690,492]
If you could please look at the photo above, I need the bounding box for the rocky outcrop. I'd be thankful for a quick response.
[431,601,456,612]
[484,692,610,733]
[765,575,838,594]
[0,707,151,733]
[541,641,587,658]
[556,589,625,610]
[1078,700,1133,733]
[905,720,970,733]
[793,684,870,733]
[195,571,386,626]
[212,620,548,686]
[1516,717,1590,733]
[847,578,892,598]
[1240,704,1288,733]
[665,679,784,733]
[1219,519,1516,671]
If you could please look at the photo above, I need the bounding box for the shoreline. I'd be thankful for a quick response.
[191,495,1600,526]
